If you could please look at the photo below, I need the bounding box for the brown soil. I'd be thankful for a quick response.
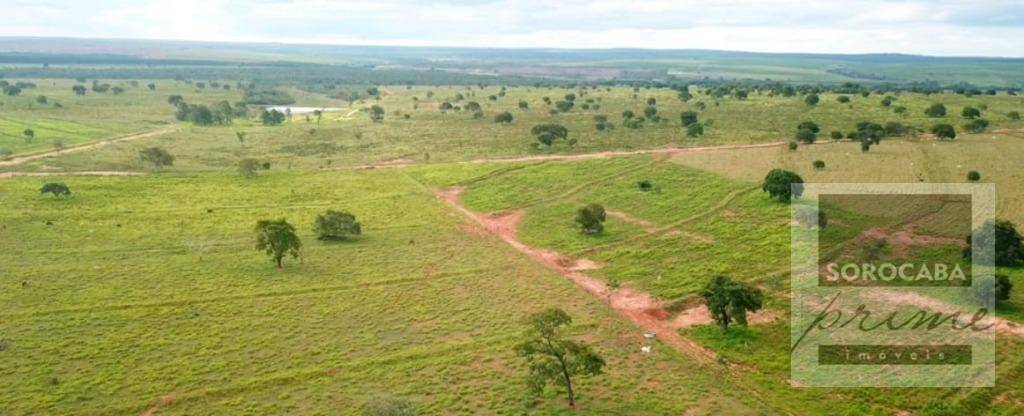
[857,226,965,258]
[437,186,727,363]
[0,127,177,167]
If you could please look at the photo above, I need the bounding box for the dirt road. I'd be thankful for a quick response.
[0,127,177,167]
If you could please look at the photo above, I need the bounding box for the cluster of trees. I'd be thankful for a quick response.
[532,124,572,147]
[170,96,248,126]
[0,80,35,96]
[255,211,362,268]
[242,88,295,105]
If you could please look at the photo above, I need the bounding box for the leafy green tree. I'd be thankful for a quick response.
[931,123,957,140]
[40,183,71,198]
[555,100,574,113]
[532,124,568,146]
[255,218,302,269]
[575,203,606,234]
[967,171,981,182]
[515,308,605,407]
[804,94,819,106]
[925,103,947,117]
[313,210,362,241]
[680,111,698,126]
[518,100,529,110]
[794,128,816,144]
[72,85,87,95]
[494,111,514,124]
[995,274,1013,302]
[762,169,803,202]
[260,109,286,126]
[964,220,1024,266]
[893,106,908,117]
[855,121,885,144]
[830,131,843,140]
[643,106,658,120]
[701,275,764,332]
[797,121,820,133]
[139,147,174,169]
[22,129,34,143]
[813,160,826,170]
[686,123,704,138]
[964,118,989,133]
[836,95,850,103]
[369,105,385,122]
[880,97,893,107]
[961,106,981,119]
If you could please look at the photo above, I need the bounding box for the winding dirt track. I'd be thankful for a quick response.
[435,187,723,363]
[0,127,177,167]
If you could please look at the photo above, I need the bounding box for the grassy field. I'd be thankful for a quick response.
[4,81,1024,415]
[0,79,241,156]
[3,85,1021,173]
[0,170,784,415]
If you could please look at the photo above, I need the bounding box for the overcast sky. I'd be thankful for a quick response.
[3,0,1023,57]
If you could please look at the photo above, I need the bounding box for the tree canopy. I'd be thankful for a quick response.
[255,218,302,269]
[514,308,605,407]
[701,275,764,332]
[761,169,804,202]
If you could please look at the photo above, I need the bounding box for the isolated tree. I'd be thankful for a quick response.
[555,100,574,113]
[621,110,635,119]
[964,118,989,133]
[255,218,302,269]
[788,141,799,151]
[1008,111,1021,120]
[967,171,981,182]
[836,95,850,103]
[686,122,704,138]
[961,106,982,119]
[22,129,34,143]
[830,131,843,140]
[72,85,87,95]
[804,94,819,106]
[238,158,261,178]
[518,100,529,110]
[167,95,184,106]
[964,220,1024,267]
[893,106,908,117]
[139,147,174,169]
[796,121,820,134]
[702,275,764,332]
[762,169,804,202]
[369,105,385,122]
[514,308,605,407]
[313,210,362,241]
[36,95,47,104]
[855,121,885,144]
[813,160,826,170]
[575,204,607,234]
[40,183,71,198]
[147,83,156,90]
[995,274,1013,302]
[925,103,947,117]
[794,128,816,144]
[880,97,893,107]
[494,111,514,124]
[931,123,957,140]
[643,106,658,120]
[680,110,699,126]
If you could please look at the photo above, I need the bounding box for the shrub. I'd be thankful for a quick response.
[313,210,362,241]
[575,204,606,234]
[493,111,513,124]
[967,171,981,182]
[961,106,981,119]
[40,183,71,198]
[830,131,843,140]
[139,147,174,169]
[761,169,803,202]
[963,118,989,133]
[804,94,819,106]
[361,396,418,416]
[1008,111,1021,120]
[686,123,704,138]
[925,103,947,117]
[788,141,798,151]
[813,160,825,170]
[931,124,956,140]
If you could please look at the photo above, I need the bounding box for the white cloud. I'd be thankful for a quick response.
[0,0,1022,56]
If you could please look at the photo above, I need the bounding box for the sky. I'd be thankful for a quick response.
[3,0,1024,57]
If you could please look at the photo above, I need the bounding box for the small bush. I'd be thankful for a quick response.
[967,171,981,182]
[813,160,825,170]
[313,210,362,241]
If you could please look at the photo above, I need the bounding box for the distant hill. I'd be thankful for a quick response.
[0,37,1021,87]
